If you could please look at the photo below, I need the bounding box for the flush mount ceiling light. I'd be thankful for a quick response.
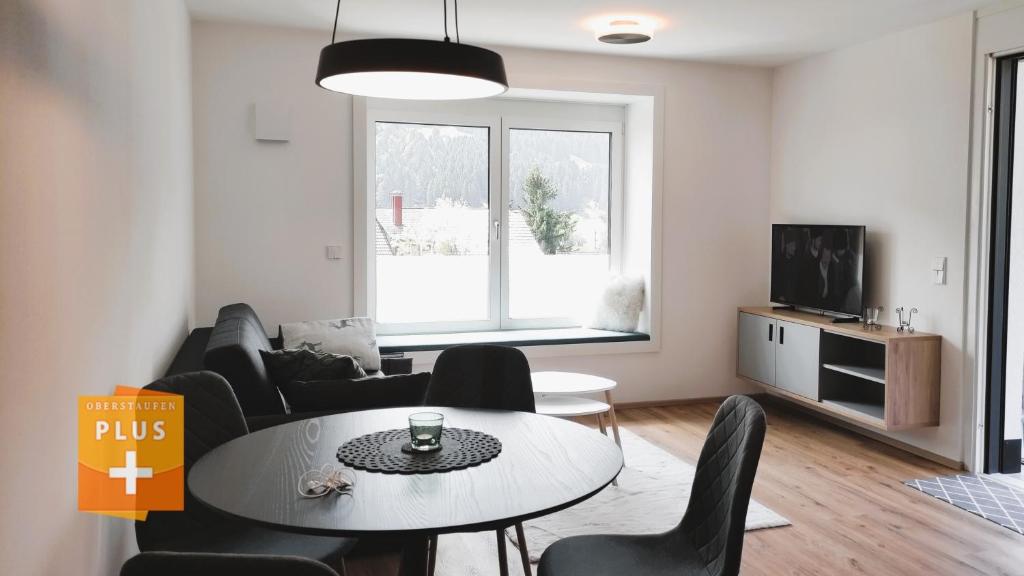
[316,0,508,100]
[595,18,654,44]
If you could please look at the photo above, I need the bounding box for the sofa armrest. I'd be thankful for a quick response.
[380,355,414,375]
[164,328,212,377]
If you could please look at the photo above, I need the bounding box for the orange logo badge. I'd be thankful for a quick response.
[78,386,183,517]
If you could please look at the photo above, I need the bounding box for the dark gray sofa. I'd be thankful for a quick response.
[165,303,428,430]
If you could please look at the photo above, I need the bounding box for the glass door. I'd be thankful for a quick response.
[986,53,1024,474]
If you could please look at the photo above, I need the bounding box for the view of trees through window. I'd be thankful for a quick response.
[374,121,612,327]
[508,128,611,320]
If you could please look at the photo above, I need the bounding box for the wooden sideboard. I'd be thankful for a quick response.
[737,306,940,431]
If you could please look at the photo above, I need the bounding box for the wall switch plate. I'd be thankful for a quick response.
[932,256,946,285]
[250,102,291,142]
[326,245,343,260]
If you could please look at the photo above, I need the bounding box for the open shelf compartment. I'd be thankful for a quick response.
[821,399,884,421]
[822,363,885,384]
[819,331,886,423]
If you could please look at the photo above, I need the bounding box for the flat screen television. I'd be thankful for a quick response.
[770,224,865,317]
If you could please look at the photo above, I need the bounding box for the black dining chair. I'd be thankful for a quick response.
[424,344,536,576]
[537,395,767,576]
[134,371,356,574]
[121,551,340,576]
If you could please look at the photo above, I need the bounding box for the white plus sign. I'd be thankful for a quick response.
[108,450,153,495]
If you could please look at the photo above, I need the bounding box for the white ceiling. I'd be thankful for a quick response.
[185,0,995,66]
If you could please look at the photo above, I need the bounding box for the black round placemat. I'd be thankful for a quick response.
[337,428,502,474]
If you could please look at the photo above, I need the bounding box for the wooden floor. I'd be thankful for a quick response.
[347,398,1024,576]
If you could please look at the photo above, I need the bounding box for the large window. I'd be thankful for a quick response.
[367,104,623,334]
[374,122,492,325]
[505,127,612,324]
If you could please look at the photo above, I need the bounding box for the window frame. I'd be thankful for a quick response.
[362,101,625,335]
[499,116,624,329]
[365,109,502,335]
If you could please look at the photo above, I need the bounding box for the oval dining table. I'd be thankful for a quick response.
[188,406,624,576]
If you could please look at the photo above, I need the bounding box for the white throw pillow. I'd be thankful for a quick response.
[280,317,380,372]
[586,275,645,332]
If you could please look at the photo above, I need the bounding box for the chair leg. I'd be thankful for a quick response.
[496,528,509,576]
[427,534,438,576]
[515,522,532,576]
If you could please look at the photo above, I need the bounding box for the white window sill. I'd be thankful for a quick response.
[378,327,650,354]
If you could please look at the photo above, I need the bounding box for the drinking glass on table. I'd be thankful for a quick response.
[408,412,444,452]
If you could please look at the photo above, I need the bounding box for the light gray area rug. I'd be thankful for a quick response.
[434,427,790,575]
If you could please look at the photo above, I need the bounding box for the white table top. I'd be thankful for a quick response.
[535,395,611,417]
[531,371,617,395]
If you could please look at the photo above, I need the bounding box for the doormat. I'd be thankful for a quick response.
[905,474,1024,535]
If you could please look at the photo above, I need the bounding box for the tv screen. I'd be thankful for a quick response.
[770,224,865,317]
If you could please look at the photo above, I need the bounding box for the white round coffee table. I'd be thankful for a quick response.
[532,371,622,454]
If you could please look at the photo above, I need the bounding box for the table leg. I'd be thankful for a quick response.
[427,534,438,576]
[399,535,430,576]
[515,522,533,576]
[604,390,623,451]
[496,529,510,576]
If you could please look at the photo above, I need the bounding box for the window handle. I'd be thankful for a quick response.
[493,220,501,240]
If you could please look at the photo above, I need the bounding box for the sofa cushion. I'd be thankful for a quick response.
[259,349,367,387]
[280,317,380,372]
[279,372,430,414]
[203,304,285,416]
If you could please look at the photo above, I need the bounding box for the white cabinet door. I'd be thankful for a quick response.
[738,313,775,386]
[775,320,820,400]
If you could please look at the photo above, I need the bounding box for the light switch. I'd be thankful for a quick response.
[326,245,343,260]
[932,256,946,285]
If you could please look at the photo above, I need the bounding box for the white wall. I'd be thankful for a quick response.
[0,1,193,574]
[191,20,773,404]
[192,23,355,330]
[770,13,975,462]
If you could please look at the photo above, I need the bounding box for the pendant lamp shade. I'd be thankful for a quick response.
[316,38,507,100]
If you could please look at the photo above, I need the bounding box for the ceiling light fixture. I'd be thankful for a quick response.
[595,18,654,44]
[316,0,508,100]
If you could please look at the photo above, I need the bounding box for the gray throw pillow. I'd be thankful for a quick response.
[260,349,367,388]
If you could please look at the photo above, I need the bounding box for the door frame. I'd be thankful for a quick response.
[984,53,1022,474]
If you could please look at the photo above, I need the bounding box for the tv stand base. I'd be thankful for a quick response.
[831,316,861,324]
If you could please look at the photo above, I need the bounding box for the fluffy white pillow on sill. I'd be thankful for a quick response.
[586,274,645,333]
[281,317,380,372]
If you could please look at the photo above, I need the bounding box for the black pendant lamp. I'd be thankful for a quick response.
[316,0,508,100]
